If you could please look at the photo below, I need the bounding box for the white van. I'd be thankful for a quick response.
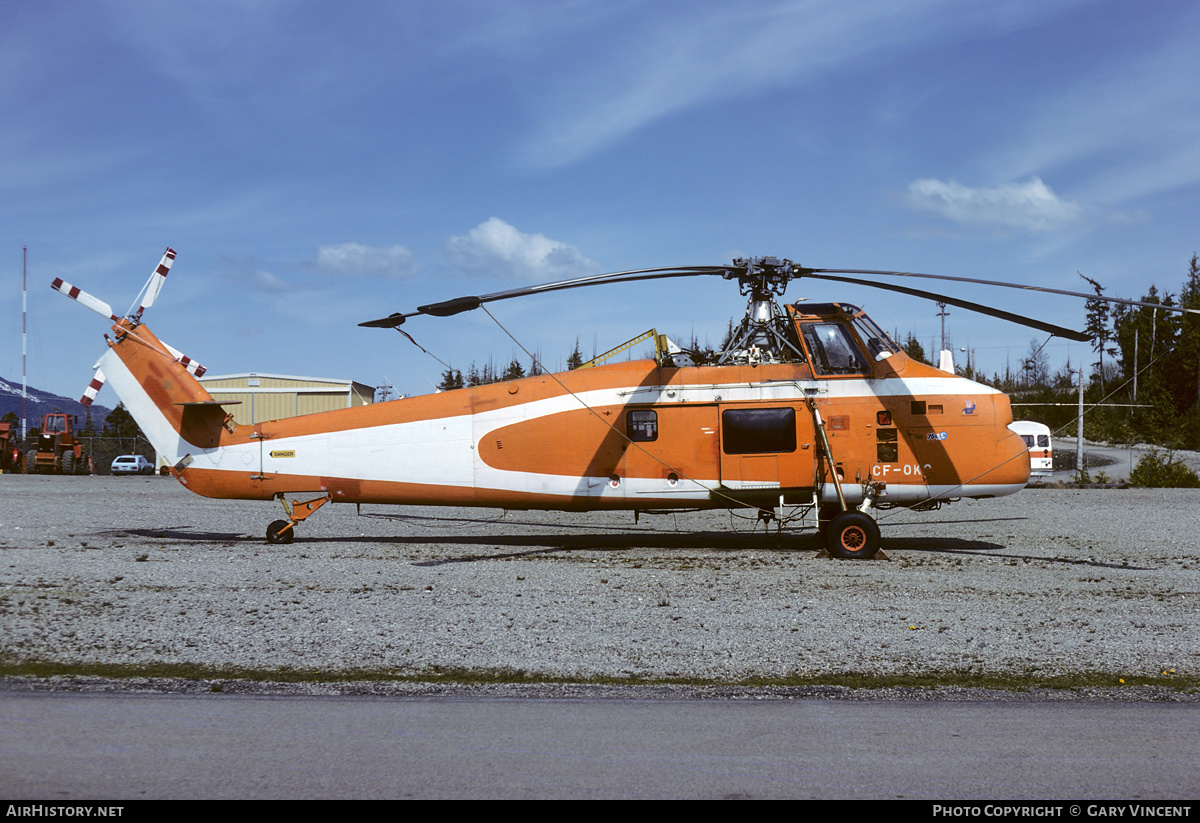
[1008,421,1053,477]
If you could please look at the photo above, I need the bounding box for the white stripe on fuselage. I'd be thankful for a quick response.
[106,362,1004,502]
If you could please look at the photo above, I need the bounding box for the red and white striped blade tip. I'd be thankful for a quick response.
[137,247,176,314]
[51,278,118,321]
[80,371,106,407]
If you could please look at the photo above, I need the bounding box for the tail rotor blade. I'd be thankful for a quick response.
[162,340,207,377]
[134,247,176,316]
[80,370,106,407]
[51,278,119,321]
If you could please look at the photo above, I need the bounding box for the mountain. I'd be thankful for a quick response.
[0,375,113,431]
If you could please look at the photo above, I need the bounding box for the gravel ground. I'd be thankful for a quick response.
[1,474,1198,697]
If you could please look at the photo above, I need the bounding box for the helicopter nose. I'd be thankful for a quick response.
[991,429,1032,488]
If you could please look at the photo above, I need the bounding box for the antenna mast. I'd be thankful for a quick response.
[22,246,27,441]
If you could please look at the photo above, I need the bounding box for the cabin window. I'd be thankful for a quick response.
[876,428,898,462]
[1037,435,1050,448]
[911,401,926,415]
[722,408,796,455]
[627,410,658,442]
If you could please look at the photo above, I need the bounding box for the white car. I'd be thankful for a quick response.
[111,454,155,476]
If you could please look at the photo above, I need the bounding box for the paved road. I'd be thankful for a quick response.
[1044,438,1200,483]
[2,691,1198,799]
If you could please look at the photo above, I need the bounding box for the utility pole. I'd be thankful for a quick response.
[936,302,948,353]
[1076,366,1085,480]
[1133,328,1138,403]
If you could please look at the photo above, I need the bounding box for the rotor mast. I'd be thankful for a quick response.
[718,256,807,364]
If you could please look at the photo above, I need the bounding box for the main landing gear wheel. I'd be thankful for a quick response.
[825,511,881,560]
[266,519,294,545]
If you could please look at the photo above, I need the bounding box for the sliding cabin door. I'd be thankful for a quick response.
[718,405,815,494]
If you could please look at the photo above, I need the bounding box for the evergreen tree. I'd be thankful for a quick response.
[566,338,584,370]
[1079,272,1116,392]
[901,333,926,364]
[501,358,526,382]
[437,367,464,391]
[1176,253,1200,409]
[104,404,144,452]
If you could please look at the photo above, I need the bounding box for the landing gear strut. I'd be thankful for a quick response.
[266,492,332,544]
[806,396,885,560]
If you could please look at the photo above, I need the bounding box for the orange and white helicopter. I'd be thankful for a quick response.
[52,251,1192,558]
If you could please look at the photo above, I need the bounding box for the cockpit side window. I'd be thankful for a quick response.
[799,322,870,376]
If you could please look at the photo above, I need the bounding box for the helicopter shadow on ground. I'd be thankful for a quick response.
[99,524,1151,571]
[97,527,253,544]
[879,534,1151,571]
[99,516,1015,565]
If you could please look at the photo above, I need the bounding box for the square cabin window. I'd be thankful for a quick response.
[722,408,797,455]
[627,410,658,442]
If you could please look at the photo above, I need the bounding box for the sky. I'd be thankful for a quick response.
[3,0,1199,405]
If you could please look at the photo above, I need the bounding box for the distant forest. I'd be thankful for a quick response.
[916,253,1200,450]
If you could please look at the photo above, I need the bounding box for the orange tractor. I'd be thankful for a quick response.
[24,412,92,474]
[0,421,20,472]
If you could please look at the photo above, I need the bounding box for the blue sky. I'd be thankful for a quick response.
[3,0,1198,403]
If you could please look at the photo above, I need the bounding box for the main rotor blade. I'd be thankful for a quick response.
[813,268,1200,317]
[806,273,1091,342]
[359,265,727,327]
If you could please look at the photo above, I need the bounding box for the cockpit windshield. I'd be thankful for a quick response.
[799,322,870,375]
[849,311,901,360]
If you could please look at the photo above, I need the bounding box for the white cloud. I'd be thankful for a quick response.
[247,270,291,293]
[445,218,599,281]
[906,177,1084,232]
[313,243,420,279]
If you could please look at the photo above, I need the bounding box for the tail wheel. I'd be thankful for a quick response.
[825,511,881,559]
[266,520,295,545]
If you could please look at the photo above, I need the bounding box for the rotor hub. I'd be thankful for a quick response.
[722,257,815,305]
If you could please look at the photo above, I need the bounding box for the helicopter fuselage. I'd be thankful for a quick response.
[96,304,1029,514]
